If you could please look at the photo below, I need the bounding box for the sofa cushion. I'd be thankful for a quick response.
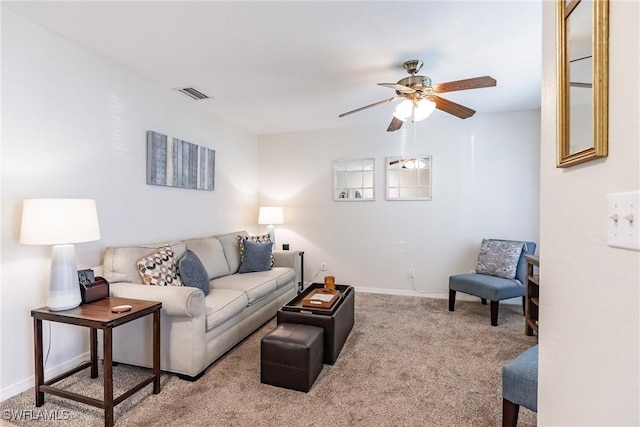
[204,288,249,332]
[249,267,295,290]
[211,272,277,305]
[217,231,248,274]
[103,242,186,284]
[136,245,183,287]
[178,249,210,295]
[238,239,273,273]
[183,237,230,279]
[476,239,524,279]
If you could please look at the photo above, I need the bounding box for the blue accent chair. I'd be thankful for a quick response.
[502,345,538,426]
[448,239,536,326]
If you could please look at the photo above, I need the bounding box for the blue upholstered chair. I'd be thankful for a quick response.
[502,345,538,426]
[448,239,536,326]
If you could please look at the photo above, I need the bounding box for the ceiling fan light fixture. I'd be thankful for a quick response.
[413,98,436,122]
[393,99,413,121]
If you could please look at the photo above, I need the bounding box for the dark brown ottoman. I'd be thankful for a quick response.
[277,285,354,364]
[260,323,324,392]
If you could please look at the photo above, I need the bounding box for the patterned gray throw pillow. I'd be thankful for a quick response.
[136,245,183,287]
[475,240,524,279]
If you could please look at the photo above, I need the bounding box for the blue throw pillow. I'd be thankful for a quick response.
[238,239,273,273]
[178,249,210,295]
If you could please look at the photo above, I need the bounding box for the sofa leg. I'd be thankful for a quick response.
[490,300,499,326]
[481,298,487,305]
[448,289,456,311]
[177,370,205,382]
[502,398,520,427]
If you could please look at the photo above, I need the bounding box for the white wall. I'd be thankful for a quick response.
[539,0,640,425]
[258,110,540,296]
[0,10,259,399]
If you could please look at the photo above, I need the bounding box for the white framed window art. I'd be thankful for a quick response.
[386,156,432,201]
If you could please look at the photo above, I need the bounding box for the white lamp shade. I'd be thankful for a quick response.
[258,206,284,225]
[393,100,414,121]
[20,199,101,245]
[413,99,436,122]
[20,199,101,311]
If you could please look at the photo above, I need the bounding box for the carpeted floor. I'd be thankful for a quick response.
[1,292,537,426]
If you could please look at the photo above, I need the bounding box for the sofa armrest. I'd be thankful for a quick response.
[273,250,304,290]
[92,265,131,283]
[109,282,205,318]
[273,250,303,268]
[92,265,104,277]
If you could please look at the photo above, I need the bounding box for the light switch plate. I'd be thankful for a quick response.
[607,191,640,251]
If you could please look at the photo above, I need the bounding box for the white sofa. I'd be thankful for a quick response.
[94,230,300,379]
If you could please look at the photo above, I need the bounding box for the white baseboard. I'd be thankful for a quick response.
[353,285,523,305]
[1,352,90,402]
[354,286,450,299]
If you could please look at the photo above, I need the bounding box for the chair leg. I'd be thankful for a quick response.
[522,296,526,315]
[490,300,499,326]
[448,289,456,311]
[502,398,520,427]
[481,298,488,305]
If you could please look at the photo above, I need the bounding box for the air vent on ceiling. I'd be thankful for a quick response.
[174,87,211,100]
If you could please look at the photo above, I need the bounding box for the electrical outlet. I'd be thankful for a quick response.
[320,262,327,271]
[408,268,415,278]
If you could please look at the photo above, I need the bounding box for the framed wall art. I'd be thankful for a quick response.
[334,158,375,201]
[147,130,215,191]
[386,156,432,201]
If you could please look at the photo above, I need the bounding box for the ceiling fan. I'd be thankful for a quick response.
[338,60,497,132]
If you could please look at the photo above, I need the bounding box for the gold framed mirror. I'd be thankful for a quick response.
[556,0,609,167]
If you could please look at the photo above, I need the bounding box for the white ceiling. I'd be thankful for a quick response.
[3,1,542,135]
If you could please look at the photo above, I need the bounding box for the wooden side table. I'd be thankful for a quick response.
[31,297,162,427]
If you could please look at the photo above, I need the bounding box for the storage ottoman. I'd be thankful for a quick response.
[260,323,324,392]
[277,284,354,364]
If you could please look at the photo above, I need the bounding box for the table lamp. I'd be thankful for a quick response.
[258,206,284,249]
[20,199,101,311]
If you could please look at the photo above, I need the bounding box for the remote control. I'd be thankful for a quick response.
[111,304,132,313]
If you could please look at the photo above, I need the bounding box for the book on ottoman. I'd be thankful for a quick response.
[302,288,340,309]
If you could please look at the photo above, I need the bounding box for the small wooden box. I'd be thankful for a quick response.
[302,288,340,309]
[80,277,109,304]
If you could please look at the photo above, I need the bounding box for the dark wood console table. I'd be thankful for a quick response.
[524,255,540,336]
[31,297,161,427]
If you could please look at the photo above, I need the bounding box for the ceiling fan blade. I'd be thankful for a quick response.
[338,97,399,118]
[386,116,405,132]
[378,83,415,93]
[570,82,592,88]
[432,76,497,93]
[434,96,476,119]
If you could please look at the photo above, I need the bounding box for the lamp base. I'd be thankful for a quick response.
[48,244,82,311]
[267,224,276,250]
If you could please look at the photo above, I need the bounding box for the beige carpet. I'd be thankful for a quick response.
[1,292,537,426]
